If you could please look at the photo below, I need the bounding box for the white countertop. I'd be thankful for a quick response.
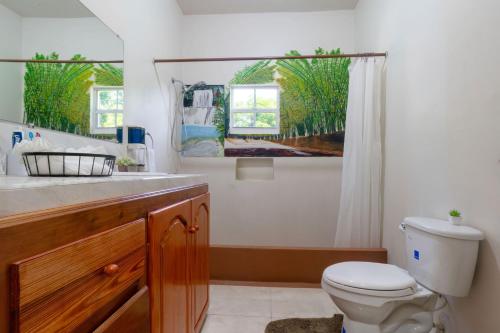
[0,173,207,218]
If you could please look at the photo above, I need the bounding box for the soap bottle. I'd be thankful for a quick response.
[24,124,36,141]
[12,126,23,147]
[7,128,27,176]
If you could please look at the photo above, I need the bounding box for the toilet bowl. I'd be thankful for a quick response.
[322,217,485,333]
[322,262,437,333]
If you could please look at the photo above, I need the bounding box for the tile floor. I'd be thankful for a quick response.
[201,285,341,333]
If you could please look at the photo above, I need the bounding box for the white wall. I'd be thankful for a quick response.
[181,11,356,84]
[355,1,500,332]
[0,4,23,123]
[81,0,183,172]
[179,11,355,247]
[182,158,343,247]
[22,17,123,60]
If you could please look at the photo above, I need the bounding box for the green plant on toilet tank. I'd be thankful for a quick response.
[23,52,123,135]
[448,209,464,225]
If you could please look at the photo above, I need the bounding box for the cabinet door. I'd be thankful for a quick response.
[190,193,210,333]
[148,200,191,333]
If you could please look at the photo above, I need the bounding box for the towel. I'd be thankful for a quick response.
[0,149,6,175]
[193,90,213,108]
[146,148,156,172]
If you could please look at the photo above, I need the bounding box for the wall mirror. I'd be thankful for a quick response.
[0,0,124,141]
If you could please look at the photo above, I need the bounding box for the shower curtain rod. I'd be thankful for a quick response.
[0,59,123,64]
[154,52,387,63]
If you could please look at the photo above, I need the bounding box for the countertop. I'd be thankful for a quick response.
[0,173,207,218]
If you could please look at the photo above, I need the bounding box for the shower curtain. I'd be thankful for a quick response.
[334,58,384,248]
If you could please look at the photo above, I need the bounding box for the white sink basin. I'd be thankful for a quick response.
[113,172,169,176]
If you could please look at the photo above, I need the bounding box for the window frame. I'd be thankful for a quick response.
[90,86,124,135]
[230,84,280,135]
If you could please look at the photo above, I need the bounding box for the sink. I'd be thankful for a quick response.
[113,172,169,176]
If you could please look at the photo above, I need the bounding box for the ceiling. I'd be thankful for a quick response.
[0,0,94,18]
[177,0,359,15]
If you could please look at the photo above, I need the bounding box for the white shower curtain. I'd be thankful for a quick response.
[334,58,383,248]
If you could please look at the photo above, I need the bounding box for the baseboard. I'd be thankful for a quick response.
[210,245,387,284]
[210,280,321,288]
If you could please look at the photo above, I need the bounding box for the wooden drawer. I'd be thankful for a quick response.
[93,287,150,333]
[10,219,146,333]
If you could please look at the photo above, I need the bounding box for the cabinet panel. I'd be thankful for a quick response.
[149,200,191,333]
[93,287,150,333]
[10,220,146,333]
[190,193,210,333]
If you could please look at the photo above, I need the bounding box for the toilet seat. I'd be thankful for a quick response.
[322,262,418,297]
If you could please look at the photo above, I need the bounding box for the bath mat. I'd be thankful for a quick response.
[265,314,343,333]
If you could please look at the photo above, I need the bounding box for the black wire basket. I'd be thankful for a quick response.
[22,152,116,177]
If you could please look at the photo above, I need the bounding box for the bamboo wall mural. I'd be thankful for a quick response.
[186,48,350,157]
[23,53,123,137]
[277,48,350,138]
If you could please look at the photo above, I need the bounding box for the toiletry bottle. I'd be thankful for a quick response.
[0,147,6,176]
[24,124,35,141]
[12,127,23,147]
[8,127,27,176]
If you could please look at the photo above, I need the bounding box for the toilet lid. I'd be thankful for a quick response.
[323,262,417,297]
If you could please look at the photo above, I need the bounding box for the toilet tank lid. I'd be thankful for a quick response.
[403,217,484,241]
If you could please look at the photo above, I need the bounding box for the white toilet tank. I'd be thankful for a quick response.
[401,217,484,297]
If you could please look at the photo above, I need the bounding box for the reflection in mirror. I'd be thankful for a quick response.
[0,0,124,141]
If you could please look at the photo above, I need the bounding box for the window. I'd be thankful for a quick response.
[91,87,124,134]
[230,84,280,135]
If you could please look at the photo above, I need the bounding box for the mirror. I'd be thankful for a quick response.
[0,0,124,141]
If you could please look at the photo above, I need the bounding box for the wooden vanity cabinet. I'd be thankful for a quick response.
[148,193,210,333]
[0,184,209,333]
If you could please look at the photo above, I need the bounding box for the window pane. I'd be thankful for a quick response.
[232,88,254,109]
[97,113,116,128]
[98,90,118,110]
[256,88,278,109]
[116,113,123,127]
[255,113,277,128]
[233,113,254,127]
[117,90,124,110]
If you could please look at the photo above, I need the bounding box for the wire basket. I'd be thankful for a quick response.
[22,152,116,177]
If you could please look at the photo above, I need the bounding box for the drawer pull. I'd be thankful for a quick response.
[188,226,197,234]
[103,264,120,276]
[194,225,200,231]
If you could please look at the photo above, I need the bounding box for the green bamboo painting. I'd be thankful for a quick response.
[220,48,350,157]
[23,53,123,136]
[277,48,350,138]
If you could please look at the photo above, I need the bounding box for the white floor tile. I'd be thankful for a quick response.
[271,287,339,318]
[209,296,272,317]
[201,314,271,333]
[270,287,331,301]
[208,285,272,317]
[211,285,271,300]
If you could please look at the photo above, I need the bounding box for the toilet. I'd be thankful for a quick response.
[322,217,485,333]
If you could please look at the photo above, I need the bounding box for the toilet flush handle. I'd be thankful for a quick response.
[399,223,407,233]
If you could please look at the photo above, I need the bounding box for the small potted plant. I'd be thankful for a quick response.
[448,209,463,225]
[116,156,136,172]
